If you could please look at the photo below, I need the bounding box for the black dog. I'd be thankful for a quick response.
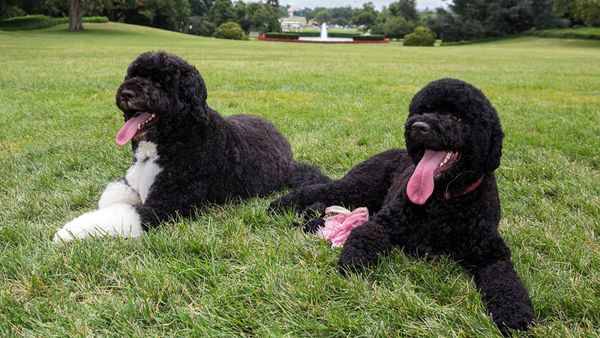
[270,79,535,333]
[54,51,328,243]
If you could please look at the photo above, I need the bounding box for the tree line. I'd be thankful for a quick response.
[0,0,285,34]
[294,0,599,41]
[1,0,598,41]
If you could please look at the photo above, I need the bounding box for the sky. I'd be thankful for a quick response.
[278,0,447,10]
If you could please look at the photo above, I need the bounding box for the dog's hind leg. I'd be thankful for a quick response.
[288,162,331,188]
[98,178,141,209]
[270,149,409,217]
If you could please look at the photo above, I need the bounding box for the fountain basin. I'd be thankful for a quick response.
[258,35,390,44]
[299,36,354,42]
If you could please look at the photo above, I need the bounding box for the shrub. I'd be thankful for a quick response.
[528,27,600,40]
[329,32,356,38]
[53,17,108,24]
[0,15,109,31]
[0,15,56,31]
[352,35,385,41]
[264,32,299,39]
[403,26,436,46]
[82,16,109,23]
[213,22,246,40]
[297,31,320,37]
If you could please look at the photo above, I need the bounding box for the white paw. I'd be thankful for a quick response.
[53,204,144,244]
[98,180,141,209]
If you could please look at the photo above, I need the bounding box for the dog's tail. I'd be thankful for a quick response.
[288,162,331,189]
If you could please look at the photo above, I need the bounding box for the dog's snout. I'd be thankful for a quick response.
[121,89,136,100]
[411,121,431,134]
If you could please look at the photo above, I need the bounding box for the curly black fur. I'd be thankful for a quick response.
[115,51,329,229]
[270,79,534,334]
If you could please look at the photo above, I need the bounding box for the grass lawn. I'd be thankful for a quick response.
[0,23,599,336]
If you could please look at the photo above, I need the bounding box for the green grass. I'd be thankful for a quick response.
[1,22,599,336]
[529,27,600,40]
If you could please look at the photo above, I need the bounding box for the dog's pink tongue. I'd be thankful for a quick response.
[115,112,150,146]
[407,150,447,205]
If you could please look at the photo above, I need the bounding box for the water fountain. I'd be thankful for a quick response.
[320,22,328,40]
[259,21,390,44]
[297,23,354,43]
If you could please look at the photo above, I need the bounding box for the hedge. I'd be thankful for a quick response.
[352,35,385,41]
[264,32,300,40]
[0,15,108,31]
[0,15,57,30]
[528,27,600,41]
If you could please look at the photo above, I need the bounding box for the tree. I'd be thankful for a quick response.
[331,17,349,26]
[352,2,378,32]
[209,0,234,27]
[69,0,84,30]
[100,0,146,22]
[234,1,280,35]
[302,7,314,24]
[427,0,563,42]
[278,5,287,18]
[384,15,415,39]
[575,0,600,26]
[186,15,215,35]
[313,9,331,24]
[554,0,600,26]
[330,6,352,21]
[388,0,418,22]
[67,0,102,30]
[190,0,213,16]
[234,0,250,33]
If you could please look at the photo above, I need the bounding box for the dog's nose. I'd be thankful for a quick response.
[121,89,136,100]
[411,121,430,134]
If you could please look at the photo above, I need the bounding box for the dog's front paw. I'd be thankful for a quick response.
[336,222,391,276]
[53,204,144,244]
[98,180,141,209]
[337,246,372,276]
[302,218,325,233]
[493,303,535,335]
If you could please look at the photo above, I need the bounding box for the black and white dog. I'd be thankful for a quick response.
[53,51,328,243]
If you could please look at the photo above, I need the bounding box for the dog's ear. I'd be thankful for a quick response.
[179,66,209,125]
[485,118,504,172]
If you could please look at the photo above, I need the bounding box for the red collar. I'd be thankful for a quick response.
[444,175,484,200]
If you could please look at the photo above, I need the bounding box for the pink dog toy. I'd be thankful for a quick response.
[317,206,369,248]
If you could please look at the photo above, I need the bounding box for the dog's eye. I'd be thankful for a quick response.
[450,115,461,122]
[155,82,162,88]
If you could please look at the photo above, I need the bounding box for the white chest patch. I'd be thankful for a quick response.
[125,141,162,204]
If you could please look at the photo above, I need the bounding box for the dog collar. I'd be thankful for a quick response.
[444,175,484,200]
